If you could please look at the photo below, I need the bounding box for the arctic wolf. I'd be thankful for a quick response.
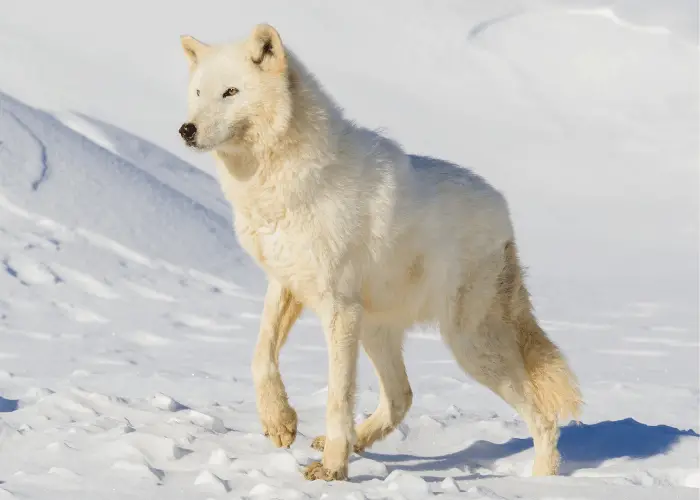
[178,24,582,481]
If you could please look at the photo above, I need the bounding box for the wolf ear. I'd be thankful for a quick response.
[180,35,210,68]
[248,24,286,73]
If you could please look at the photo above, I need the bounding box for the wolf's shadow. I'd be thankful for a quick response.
[0,396,19,413]
[361,418,699,478]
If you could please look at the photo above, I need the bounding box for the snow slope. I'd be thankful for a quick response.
[0,1,698,499]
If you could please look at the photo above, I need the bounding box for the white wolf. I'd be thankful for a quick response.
[178,24,581,481]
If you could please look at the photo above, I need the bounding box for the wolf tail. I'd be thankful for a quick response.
[502,241,583,421]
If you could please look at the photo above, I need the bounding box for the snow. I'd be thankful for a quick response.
[0,0,697,499]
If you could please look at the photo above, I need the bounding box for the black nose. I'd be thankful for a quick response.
[179,122,197,142]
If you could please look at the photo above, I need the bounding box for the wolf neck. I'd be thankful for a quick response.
[214,52,344,192]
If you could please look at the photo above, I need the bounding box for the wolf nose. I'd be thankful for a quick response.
[179,122,197,142]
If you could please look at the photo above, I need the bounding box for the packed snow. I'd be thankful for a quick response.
[0,1,697,499]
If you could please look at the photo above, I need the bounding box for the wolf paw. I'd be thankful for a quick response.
[532,452,560,476]
[310,435,326,451]
[310,435,364,453]
[261,405,297,448]
[303,460,348,481]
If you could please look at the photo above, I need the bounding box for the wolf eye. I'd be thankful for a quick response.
[196,89,200,96]
[222,87,239,98]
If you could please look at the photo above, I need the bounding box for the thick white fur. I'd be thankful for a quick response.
[180,24,582,481]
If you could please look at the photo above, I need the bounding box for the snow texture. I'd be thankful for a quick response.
[0,1,697,499]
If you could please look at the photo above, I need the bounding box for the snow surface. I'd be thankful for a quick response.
[0,1,698,499]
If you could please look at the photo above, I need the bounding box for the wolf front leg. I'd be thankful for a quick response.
[253,279,303,448]
[304,301,361,481]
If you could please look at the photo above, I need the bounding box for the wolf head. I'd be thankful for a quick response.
[178,24,293,152]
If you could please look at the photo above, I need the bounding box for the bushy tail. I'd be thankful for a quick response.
[501,241,583,422]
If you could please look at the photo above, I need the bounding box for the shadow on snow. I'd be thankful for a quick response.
[0,396,19,413]
[360,418,699,479]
